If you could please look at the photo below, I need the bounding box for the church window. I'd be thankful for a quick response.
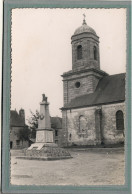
[116,110,124,130]
[79,115,86,133]
[75,82,80,88]
[93,46,97,60]
[77,45,82,60]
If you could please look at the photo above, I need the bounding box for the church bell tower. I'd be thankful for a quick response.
[71,15,100,71]
[62,15,107,106]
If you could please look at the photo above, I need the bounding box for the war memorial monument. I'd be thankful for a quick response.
[17,94,71,160]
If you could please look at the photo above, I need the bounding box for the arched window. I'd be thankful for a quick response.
[79,115,86,133]
[116,110,124,130]
[93,46,97,60]
[77,45,82,60]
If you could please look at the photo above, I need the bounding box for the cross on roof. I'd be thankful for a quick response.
[83,13,86,20]
[82,13,87,25]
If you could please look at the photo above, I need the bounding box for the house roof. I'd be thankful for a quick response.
[62,73,125,110]
[10,110,25,127]
[51,117,62,129]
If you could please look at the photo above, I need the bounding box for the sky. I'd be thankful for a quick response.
[11,8,126,123]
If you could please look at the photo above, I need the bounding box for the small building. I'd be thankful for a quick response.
[51,117,62,144]
[10,109,29,149]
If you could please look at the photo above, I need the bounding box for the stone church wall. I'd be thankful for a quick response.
[58,111,68,147]
[60,107,97,147]
[66,107,97,146]
[68,76,95,102]
[72,35,100,71]
[60,102,125,147]
[63,71,102,105]
[101,103,125,144]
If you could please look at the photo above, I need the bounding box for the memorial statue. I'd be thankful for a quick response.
[42,94,47,103]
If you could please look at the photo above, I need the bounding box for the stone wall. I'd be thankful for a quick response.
[58,111,68,147]
[66,107,97,146]
[101,103,125,144]
[71,34,100,71]
[67,75,97,102]
[63,70,103,105]
[60,102,125,147]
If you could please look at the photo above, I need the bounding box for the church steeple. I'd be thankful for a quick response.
[71,16,100,71]
[62,17,107,106]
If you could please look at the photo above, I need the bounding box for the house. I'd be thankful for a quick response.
[10,109,29,149]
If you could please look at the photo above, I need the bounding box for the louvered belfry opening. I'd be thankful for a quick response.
[77,45,82,60]
[94,46,97,60]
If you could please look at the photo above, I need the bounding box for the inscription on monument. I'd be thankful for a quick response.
[46,131,53,143]
[36,131,53,143]
[36,131,45,142]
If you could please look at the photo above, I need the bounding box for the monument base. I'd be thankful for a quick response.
[17,143,72,160]
[27,142,58,150]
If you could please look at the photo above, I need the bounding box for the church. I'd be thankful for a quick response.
[59,17,125,147]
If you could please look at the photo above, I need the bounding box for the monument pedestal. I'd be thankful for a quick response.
[17,94,71,160]
[24,128,71,160]
[24,144,71,160]
[24,130,71,160]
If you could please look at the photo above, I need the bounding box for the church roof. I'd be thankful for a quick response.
[62,73,125,110]
[10,110,25,127]
[74,24,96,36]
[74,18,96,36]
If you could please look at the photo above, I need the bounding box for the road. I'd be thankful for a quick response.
[11,148,125,185]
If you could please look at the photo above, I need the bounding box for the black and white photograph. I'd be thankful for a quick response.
[9,7,127,186]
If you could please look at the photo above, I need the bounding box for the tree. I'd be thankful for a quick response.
[18,126,30,145]
[27,110,59,138]
[27,110,40,138]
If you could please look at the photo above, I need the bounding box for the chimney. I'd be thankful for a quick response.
[19,109,25,124]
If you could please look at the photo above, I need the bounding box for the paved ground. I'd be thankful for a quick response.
[10,148,125,186]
